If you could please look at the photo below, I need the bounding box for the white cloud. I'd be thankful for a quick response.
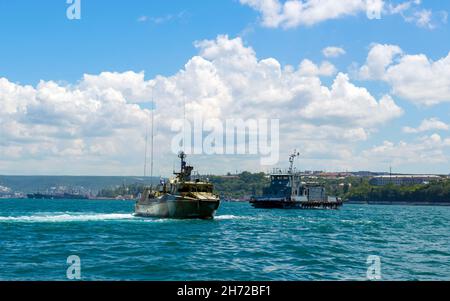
[358,44,450,106]
[413,9,433,28]
[322,46,346,58]
[358,43,403,80]
[81,71,153,102]
[240,0,445,29]
[137,12,187,25]
[440,11,448,24]
[299,73,403,127]
[403,118,449,134]
[361,134,450,167]
[154,13,185,24]
[137,16,148,22]
[387,1,447,29]
[386,53,450,106]
[0,75,152,174]
[387,1,415,15]
[298,59,337,76]
[0,35,404,175]
[240,0,374,28]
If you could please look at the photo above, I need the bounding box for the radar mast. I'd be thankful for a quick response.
[288,150,300,174]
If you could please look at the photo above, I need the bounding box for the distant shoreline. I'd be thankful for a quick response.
[346,201,450,207]
[3,198,450,207]
[0,197,136,202]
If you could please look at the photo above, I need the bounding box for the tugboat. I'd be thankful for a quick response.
[134,152,221,219]
[250,151,343,209]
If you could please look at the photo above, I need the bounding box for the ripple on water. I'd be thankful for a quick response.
[1,201,450,280]
[0,213,135,223]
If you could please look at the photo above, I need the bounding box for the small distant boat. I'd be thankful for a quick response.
[250,151,343,210]
[27,193,89,200]
[134,152,221,219]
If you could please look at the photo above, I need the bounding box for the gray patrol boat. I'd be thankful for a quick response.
[134,152,221,219]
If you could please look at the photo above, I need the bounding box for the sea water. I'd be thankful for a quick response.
[0,199,449,280]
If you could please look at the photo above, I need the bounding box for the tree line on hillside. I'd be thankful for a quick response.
[96,172,269,199]
[97,183,146,198]
[96,172,450,204]
[208,172,269,199]
[344,180,450,204]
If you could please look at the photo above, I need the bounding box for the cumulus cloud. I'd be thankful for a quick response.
[240,0,376,28]
[299,74,403,127]
[386,53,450,106]
[322,46,346,58]
[358,43,450,106]
[361,134,450,167]
[0,35,404,174]
[240,0,445,29]
[0,76,151,156]
[358,44,403,80]
[298,59,337,76]
[403,118,449,134]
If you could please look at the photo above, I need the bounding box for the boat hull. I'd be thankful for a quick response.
[250,199,343,210]
[250,200,300,209]
[135,199,220,219]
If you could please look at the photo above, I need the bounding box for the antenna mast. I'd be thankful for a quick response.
[144,115,148,178]
[289,150,300,174]
[182,95,186,153]
[288,150,300,199]
[151,88,155,181]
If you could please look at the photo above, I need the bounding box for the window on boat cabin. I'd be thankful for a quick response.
[178,185,191,193]
[178,184,213,193]
[271,175,289,184]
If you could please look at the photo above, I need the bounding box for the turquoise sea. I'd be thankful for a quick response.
[0,199,449,281]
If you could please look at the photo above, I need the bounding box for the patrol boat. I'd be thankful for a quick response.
[250,151,343,209]
[134,152,221,219]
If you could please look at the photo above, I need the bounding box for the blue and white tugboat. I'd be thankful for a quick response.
[250,151,343,209]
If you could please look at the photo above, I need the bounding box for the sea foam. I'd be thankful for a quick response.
[214,214,250,220]
[0,213,135,223]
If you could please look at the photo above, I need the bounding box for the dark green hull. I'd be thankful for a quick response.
[135,199,220,219]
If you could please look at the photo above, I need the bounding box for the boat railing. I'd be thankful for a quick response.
[270,168,304,175]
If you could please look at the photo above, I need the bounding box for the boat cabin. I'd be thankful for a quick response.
[263,173,299,198]
[173,182,214,194]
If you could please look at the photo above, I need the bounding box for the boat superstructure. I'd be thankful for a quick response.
[250,151,343,209]
[134,152,220,219]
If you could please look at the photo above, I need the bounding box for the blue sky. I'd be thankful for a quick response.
[1,1,449,83]
[1,0,450,176]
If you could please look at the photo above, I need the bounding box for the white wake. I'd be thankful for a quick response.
[0,213,253,223]
[0,213,135,223]
[214,215,251,220]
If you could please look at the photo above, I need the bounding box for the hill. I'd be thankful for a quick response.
[0,175,158,194]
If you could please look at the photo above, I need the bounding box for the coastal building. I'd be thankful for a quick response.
[352,171,389,177]
[316,172,352,179]
[369,175,442,186]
